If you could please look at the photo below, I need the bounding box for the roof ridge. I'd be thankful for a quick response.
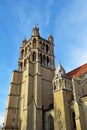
[66,63,87,78]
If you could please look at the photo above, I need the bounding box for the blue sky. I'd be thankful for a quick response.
[0,0,87,126]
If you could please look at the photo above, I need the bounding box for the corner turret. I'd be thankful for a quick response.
[22,36,27,46]
[48,34,54,43]
[53,62,72,91]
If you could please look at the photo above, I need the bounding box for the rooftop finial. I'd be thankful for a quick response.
[24,35,26,41]
[22,35,27,45]
[32,24,40,37]
[35,24,39,28]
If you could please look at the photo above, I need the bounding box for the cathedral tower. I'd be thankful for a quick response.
[2,26,87,130]
[3,26,55,130]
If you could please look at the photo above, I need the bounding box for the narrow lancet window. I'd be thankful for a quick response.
[32,52,36,62]
[33,38,36,48]
[72,112,76,129]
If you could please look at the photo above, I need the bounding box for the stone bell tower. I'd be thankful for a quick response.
[3,26,55,130]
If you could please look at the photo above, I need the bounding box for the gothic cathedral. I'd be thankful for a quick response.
[2,26,87,130]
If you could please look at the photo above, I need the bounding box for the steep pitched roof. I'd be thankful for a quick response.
[66,63,87,78]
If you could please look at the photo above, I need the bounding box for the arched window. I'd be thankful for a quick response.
[33,38,36,48]
[46,44,49,52]
[24,59,26,68]
[40,53,42,64]
[72,112,76,129]
[43,55,45,65]
[48,115,54,130]
[42,42,45,51]
[43,42,45,46]
[32,52,36,62]
[21,50,24,58]
[47,56,50,67]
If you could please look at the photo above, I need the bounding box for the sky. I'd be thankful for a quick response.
[0,0,87,126]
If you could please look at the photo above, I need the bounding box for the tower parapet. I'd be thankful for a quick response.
[53,63,72,92]
[18,26,55,72]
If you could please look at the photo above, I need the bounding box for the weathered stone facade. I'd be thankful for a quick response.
[2,26,87,130]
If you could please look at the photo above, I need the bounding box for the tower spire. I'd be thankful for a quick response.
[55,62,66,78]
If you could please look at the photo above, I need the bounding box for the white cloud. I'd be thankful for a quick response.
[12,0,55,33]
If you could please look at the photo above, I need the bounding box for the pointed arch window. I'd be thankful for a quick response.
[32,52,36,62]
[21,50,24,58]
[33,38,36,48]
[72,111,76,129]
[43,55,45,65]
[40,53,42,64]
[42,42,45,51]
[46,44,49,52]
[47,56,50,67]
[24,59,26,68]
